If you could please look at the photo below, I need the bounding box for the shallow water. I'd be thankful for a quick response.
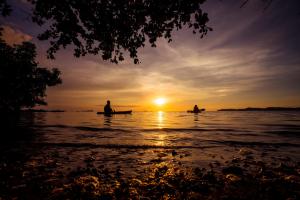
[11,111,300,174]
[23,111,300,146]
[1,111,300,199]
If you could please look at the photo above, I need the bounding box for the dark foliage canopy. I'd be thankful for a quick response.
[0,0,275,64]
[0,0,11,17]
[0,33,62,112]
[28,0,211,63]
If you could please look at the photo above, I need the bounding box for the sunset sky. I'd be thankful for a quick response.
[1,0,300,111]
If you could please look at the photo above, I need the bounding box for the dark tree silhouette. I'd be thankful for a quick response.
[28,0,211,64]
[0,31,62,112]
[1,0,275,64]
[0,0,11,17]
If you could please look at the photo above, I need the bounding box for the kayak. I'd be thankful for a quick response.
[97,110,132,115]
[187,109,205,113]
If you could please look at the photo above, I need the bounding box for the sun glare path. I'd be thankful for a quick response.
[154,98,166,106]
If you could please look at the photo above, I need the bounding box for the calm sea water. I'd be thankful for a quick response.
[23,111,300,146]
[13,111,300,174]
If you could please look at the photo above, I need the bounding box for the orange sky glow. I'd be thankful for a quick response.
[2,0,300,112]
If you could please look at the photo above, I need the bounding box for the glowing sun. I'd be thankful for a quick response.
[154,98,166,106]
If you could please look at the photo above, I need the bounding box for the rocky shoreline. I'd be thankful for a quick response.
[1,145,299,200]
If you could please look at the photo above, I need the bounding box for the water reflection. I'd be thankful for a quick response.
[0,112,47,143]
[194,114,199,121]
[157,111,164,129]
[193,114,199,128]
[104,116,112,127]
[156,111,166,145]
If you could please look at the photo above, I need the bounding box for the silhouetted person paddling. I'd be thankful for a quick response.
[193,105,200,113]
[104,100,113,115]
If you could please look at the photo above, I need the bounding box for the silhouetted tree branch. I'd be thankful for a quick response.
[26,0,211,64]
[0,0,11,17]
[1,0,277,64]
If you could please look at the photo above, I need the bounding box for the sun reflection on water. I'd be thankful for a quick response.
[157,111,164,129]
[156,111,166,146]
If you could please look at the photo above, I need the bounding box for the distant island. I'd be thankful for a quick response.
[218,107,300,111]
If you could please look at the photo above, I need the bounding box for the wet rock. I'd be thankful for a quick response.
[259,168,275,177]
[128,187,139,199]
[202,171,217,183]
[131,178,143,186]
[260,176,274,183]
[209,154,216,158]
[225,174,241,182]
[222,166,243,176]
[157,152,168,158]
[261,152,268,157]
[86,162,95,168]
[50,151,60,157]
[245,155,254,160]
[154,165,169,178]
[232,157,242,164]
[140,197,151,200]
[116,168,124,177]
[150,158,163,164]
[84,156,95,163]
[213,161,221,166]
[194,167,203,177]
[51,187,64,196]
[184,153,191,157]
[279,156,291,162]
[286,197,297,200]
[243,163,249,168]
[239,148,253,156]
[171,150,178,156]
[254,161,265,169]
[276,163,294,173]
[284,175,300,183]
[73,175,100,196]
[11,184,26,190]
